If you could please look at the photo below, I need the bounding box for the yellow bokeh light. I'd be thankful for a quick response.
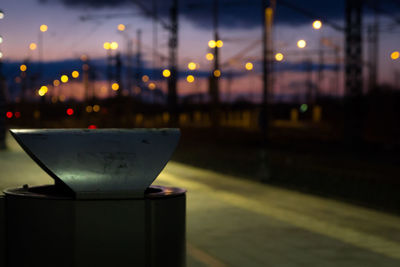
[29,42,37,50]
[118,24,126,31]
[297,40,307,48]
[186,75,195,83]
[213,69,221,77]
[148,82,156,90]
[216,40,223,48]
[206,53,214,61]
[38,86,48,97]
[162,69,171,77]
[38,89,46,97]
[312,20,322,30]
[245,62,253,71]
[80,54,88,61]
[208,40,216,48]
[40,24,48,32]
[188,62,196,70]
[72,70,79,78]
[0,52,3,59]
[390,51,399,60]
[61,75,69,83]
[112,83,120,91]
[142,75,149,82]
[40,86,48,94]
[20,64,27,72]
[275,53,284,61]
[103,42,111,50]
[86,106,93,113]
[53,80,60,86]
[93,105,100,112]
[110,41,119,50]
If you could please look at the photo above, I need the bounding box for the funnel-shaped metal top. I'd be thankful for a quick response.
[10,129,180,199]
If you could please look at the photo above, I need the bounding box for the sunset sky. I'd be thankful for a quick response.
[0,0,399,101]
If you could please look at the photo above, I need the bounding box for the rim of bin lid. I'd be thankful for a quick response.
[10,128,180,199]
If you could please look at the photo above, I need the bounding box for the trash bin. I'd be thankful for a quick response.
[1,129,186,267]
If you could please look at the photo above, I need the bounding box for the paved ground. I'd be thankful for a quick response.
[1,133,400,266]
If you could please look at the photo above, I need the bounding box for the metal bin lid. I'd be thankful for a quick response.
[10,129,180,199]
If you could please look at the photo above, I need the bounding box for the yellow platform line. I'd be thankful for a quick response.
[187,243,227,267]
[162,172,400,260]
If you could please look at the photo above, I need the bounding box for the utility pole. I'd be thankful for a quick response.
[116,52,123,97]
[135,29,142,96]
[368,1,379,92]
[261,0,275,137]
[167,0,178,126]
[258,0,275,182]
[344,0,364,144]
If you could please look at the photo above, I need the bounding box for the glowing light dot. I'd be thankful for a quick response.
[72,71,79,78]
[53,80,60,86]
[0,52,3,59]
[142,75,149,82]
[29,43,37,50]
[216,40,223,48]
[88,125,97,129]
[118,24,126,31]
[313,20,322,30]
[66,108,74,116]
[300,104,308,112]
[103,42,111,50]
[40,86,48,94]
[162,69,171,77]
[148,82,156,90]
[275,53,284,61]
[40,24,48,32]
[86,106,93,113]
[93,105,100,112]
[0,11,4,20]
[206,53,214,61]
[245,62,253,71]
[110,41,118,50]
[391,51,399,60]
[0,36,3,44]
[297,40,307,48]
[208,40,216,48]
[213,70,221,77]
[6,111,13,119]
[186,75,195,83]
[112,83,119,91]
[20,64,27,72]
[61,75,69,83]
[188,62,196,70]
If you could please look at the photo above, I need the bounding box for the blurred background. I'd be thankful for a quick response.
[1,0,400,265]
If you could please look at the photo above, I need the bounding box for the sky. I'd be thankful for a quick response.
[0,0,399,102]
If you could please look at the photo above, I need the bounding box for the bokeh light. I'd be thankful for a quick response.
[20,64,27,72]
[186,75,195,83]
[245,62,253,71]
[188,62,196,70]
[206,53,214,61]
[297,40,307,48]
[61,75,68,83]
[112,83,119,91]
[208,40,216,48]
[40,24,48,32]
[312,20,322,30]
[213,69,221,77]
[72,71,79,78]
[162,69,171,77]
[118,24,126,31]
[29,43,37,50]
[390,51,399,60]
[275,53,284,61]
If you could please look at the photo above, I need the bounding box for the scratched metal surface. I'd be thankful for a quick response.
[10,129,180,199]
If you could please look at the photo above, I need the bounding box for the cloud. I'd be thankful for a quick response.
[40,0,346,29]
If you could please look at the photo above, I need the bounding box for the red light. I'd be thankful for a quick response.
[15,112,21,118]
[66,108,74,116]
[88,125,97,129]
[6,111,13,118]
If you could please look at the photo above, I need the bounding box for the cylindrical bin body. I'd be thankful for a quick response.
[4,185,186,267]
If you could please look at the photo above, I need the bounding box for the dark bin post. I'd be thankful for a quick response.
[1,129,186,267]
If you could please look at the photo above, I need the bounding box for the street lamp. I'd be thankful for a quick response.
[188,62,196,70]
[297,40,307,48]
[245,62,253,71]
[312,20,322,30]
[275,53,284,61]
[390,51,399,60]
